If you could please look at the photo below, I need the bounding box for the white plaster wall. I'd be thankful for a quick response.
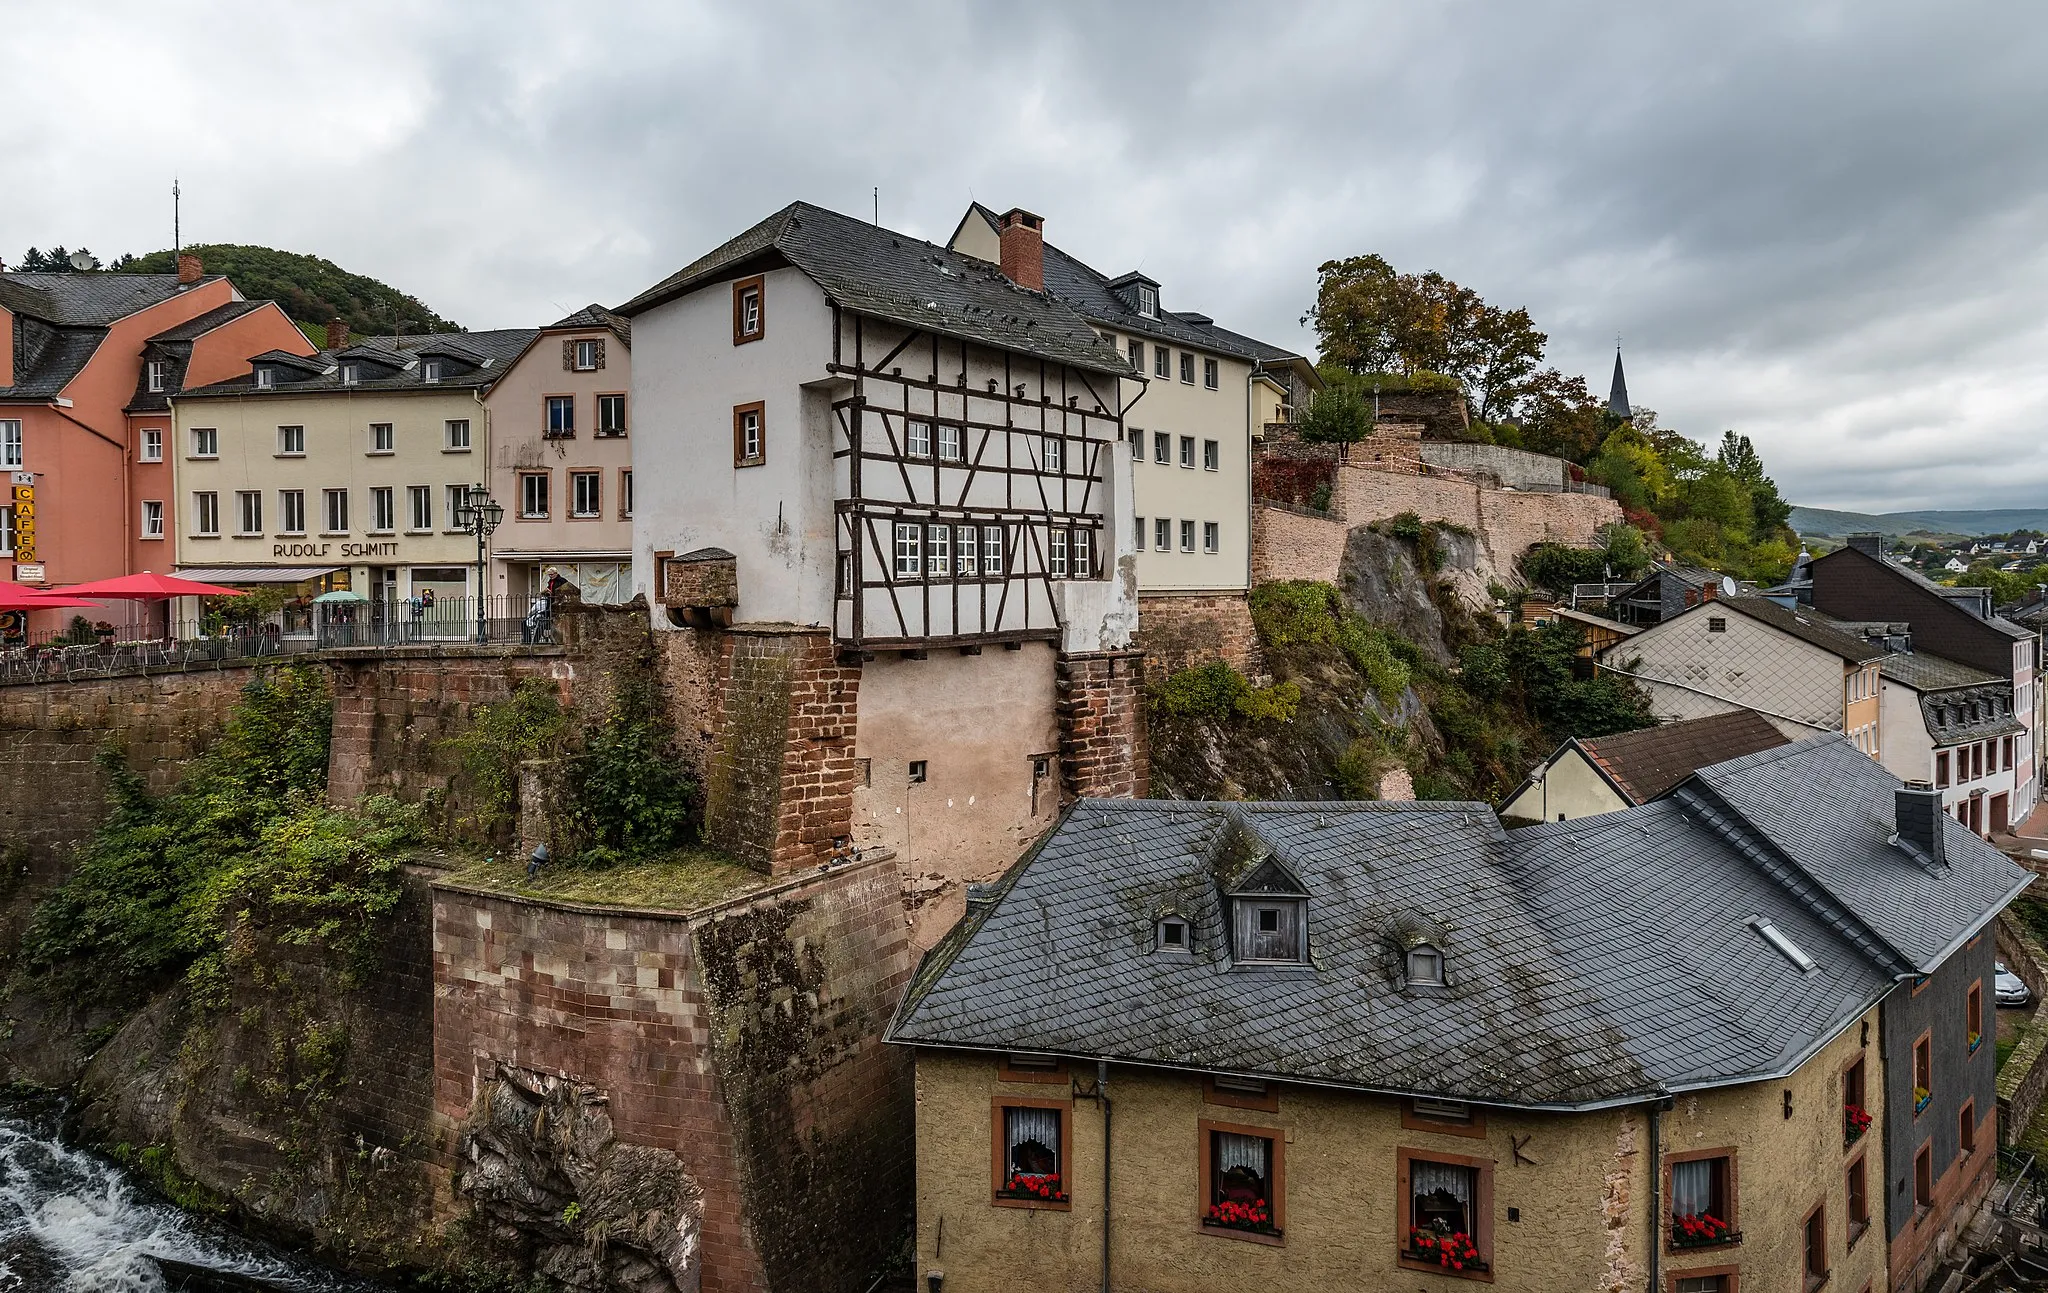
[1112,343,1255,594]
[1880,679,1935,784]
[1499,749,1630,824]
[630,266,838,626]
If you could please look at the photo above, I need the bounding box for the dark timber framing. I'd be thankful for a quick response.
[829,309,1123,651]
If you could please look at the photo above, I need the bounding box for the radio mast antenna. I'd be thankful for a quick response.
[173,177,182,256]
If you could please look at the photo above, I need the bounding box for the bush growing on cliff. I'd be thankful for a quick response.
[564,676,699,861]
[445,678,571,838]
[1248,581,1412,706]
[1152,661,1302,725]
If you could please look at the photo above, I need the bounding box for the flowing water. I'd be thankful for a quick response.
[0,1107,377,1292]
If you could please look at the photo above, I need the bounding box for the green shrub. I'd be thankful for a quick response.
[445,679,569,839]
[1234,680,1301,724]
[1152,662,1300,725]
[1457,643,1510,700]
[564,677,698,859]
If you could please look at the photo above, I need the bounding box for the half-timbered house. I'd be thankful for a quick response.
[622,201,1144,944]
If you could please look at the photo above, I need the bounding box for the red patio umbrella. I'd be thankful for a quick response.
[51,571,247,598]
[0,593,102,612]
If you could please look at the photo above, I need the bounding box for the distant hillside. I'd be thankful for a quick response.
[119,244,459,338]
[1790,506,2048,540]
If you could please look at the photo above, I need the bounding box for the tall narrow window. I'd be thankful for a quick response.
[1180,352,1195,384]
[1802,1205,1827,1290]
[339,362,358,386]
[596,394,627,436]
[733,276,765,344]
[619,469,633,518]
[146,360,168,393]
[370,487,395,533]
[573,338,600,371]
[140,428,163,462]
[1180,519,1195,552]
[957,524,978,574]
[1048,528,1068,579]
[370,423,395,453]
[1136,284,1158,318]
[1204,521,1220,554]
[447,484,471,528]
[408,485,433,531]
[0,420,18,468]
[323,488,348,533]
[1134,515,1146,550]
[446,419,472,450]
[1154,431,1170,464]
[1204,439,1219,470]
[1844,1056,1869,1147]
[1847,1156,1869,1243]
[1072,529,1093,579]
[894,522,921,578]
[1128,338,1143,368]
[236,491,263,536]
[571,472,601,518]
[1914,1034,1932,1113]
[982,524,1004,576]
[1154,346,1169,378]
[1154,518,1170,552]
[192,491,219,536]
[1937,751,1950,788]
[279,490,305,535]
[1204,357,1219,389]
[938,423,963,462]
[1968,981,1984,1053]
[928,524,951,577]
[1128,427,1142,459]
[141,500,164,538]
[1915,1144,1933,1209]
[1960,1100,1977,1157]
[1043,435,1064,473]
[734,402,765,466]
[1179,435,1195,468]
[0,504,13,554]
[545,397,575,437]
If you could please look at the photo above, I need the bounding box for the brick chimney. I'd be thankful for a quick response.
[1847,532,1885,559]
[326,318,350,350]
[998,208,1044,293]
[176,253,203,285]
[1895,781,1947,865]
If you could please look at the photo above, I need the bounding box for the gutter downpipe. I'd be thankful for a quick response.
[1647,1096,1667,1293]
[1099,1058,1112,1293]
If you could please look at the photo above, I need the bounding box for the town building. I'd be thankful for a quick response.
[1610,562,1734,626]
[1598,594,1885,754]
[1875,649,2025,836]
[0,255,310,632]
[484,305,635,604]
[620,201,1144,945]
[170,327,538,640]
[1807,536,2039,828]
[889,736,2027,1293]
[1498,708,1787,825]
[947,203,1319,673]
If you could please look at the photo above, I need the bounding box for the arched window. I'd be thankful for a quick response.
[1407,944,1445,986]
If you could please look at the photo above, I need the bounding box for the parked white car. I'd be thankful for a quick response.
[1997,961,2032,1008]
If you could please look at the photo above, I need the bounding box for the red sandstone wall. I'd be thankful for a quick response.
[431,853,913,1293]
[1057,649,1148,800]
[1332,463,1620,569]
[1251,504,1349,586]
[1134,594,1264,678]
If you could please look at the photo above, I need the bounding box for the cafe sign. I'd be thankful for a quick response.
[10,472,34,565]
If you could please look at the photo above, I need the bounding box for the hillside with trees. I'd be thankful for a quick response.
[13,242,459,338]
[1300,254,1798,585]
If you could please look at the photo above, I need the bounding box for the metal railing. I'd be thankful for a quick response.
[3,596,565,684]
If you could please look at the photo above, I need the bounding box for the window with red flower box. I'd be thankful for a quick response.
[1398,1147,1493,1278]
[1198,1119,1284,1243]
[992,1098,1071,1210]
[1666,1149,1739,1252]
[1842,1055,1870,1149]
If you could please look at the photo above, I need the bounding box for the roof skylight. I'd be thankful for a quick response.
[1750,918,1818,974]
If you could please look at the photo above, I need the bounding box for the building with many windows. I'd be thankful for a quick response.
[622,200,1142,945]
[484,305,635,603]
[0,254,309,634]
[170,328,537,638]
[890,737,2024,1293]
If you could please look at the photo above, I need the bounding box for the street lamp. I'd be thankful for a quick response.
[452,483,504,643]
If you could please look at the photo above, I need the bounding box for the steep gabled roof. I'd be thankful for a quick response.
[1718,596,1885,663]
[1576,710,1789,803]
[1,271,229,403]
[546,303,632,344]
[619,201,1130,377]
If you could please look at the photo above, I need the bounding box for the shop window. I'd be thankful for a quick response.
[1201,1123,1281,1240]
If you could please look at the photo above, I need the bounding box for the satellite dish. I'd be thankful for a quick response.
[66,251,99,272]
[1721,576,1739,597]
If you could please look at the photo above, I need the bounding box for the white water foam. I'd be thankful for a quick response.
[0,1118,364,1291]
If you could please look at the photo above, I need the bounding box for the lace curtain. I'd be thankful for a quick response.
[1672,1159,1712,1217]
[1005,1107,1060,1176]
[1412,1159,1473,1234]
[1215,1132,1268,1176]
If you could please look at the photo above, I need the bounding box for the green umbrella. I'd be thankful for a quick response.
[312,589,369,603]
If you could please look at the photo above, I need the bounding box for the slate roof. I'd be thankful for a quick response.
[546,303,632,345]
[143,299,268,343]
[1576,710,1789,803]
[177,327,540,398]
[1875,650,2002,693]
[1,271,227,402]
[618,201,1130,377]
[1722,596,1885,662]
[892,735,2030,1107]
[1821,547,2034,642]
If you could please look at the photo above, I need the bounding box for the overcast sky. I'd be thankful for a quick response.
[6,1,2044,514]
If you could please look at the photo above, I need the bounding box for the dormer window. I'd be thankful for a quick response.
[423,359,444,383]
[146,360,168,393]
[1156,915,1191,952]
[340,363,359,386]
[1406,944,1446,987]
[1136,284,1158,318]
[254,367,274,389]
[1235,901,1305,964]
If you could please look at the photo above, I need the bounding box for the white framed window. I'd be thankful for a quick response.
[573,338,600,371]
[0,420,19,468]
[906,419,932,457]
[340,362,359,386]
[140,428,163,462]
[1043,435,1064,473]
[545,397,574,437]
[146,360,168,393]
[1204,521,1220,553]
[518,474,548,519]
[735,404,764,465]
[370,423,394,453]
[1048,527,1068,579]
[422,359,443,383]
[938,423,963,462]
[407,486,433,531]
[1072,528,1093,578]
[928,523,951,576]
[1179,435,1195,468]
[323,488,348,533]
[1154,346,1169,379]
[254,367,274,389]
[1180,352,1195,384]
[190,427,218,458]
[1180,519,1196,552]
[445,419,471,450]
[192,491,219,536]
[447,483,471,527]
[1154,517,1170,551]
[235,490,263,536]
[1204,357,1219,389]
[1203,439,1219,471]
[957,524,978,573]
[596,394,627,436]
[894,522,922,579]
[370,486,395,533]
[620,469,633,518]
[982,524,1004,576]
[1153,431,1170,464]
[1128,427,1143,459]
[1128,338,1143,369]
[0,504,16,553]
[278,489,305,535]
[1136,284,1158,318]
[141,500,164,539]
[571,471,601,517]
[278,425,305,455]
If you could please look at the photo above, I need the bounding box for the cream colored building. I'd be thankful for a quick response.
[484,306,635,603]
[1499,709,1789,826]
[170,330,536,636]
[949,203,1318,600]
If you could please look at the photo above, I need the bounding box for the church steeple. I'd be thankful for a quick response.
[1608,346,1631,419]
